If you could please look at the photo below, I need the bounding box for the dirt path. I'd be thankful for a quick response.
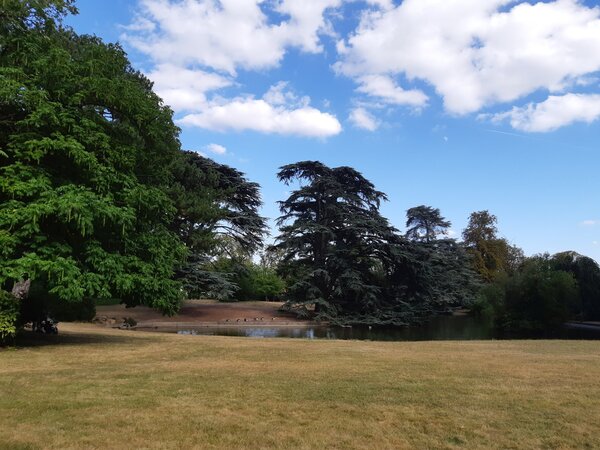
[95,300,311,329]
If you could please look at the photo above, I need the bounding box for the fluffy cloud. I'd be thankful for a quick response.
[205,143,227,155]
[349,107,379,131]
[178,85,342,138]
[124,0,340,74]
[146,64,232,111]
[488,94,600,132]
[356,75,428,107]
[582,220,600,227]
[337,0,600,116]
[125,1,341,137]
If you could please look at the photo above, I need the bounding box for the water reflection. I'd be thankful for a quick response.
[173,315,600,341]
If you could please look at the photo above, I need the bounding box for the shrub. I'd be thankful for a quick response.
[235,265,286,301]
[0,290,20,345]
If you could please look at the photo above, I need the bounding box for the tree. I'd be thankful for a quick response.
[272,161,480,325]
[169,152,267,299]
[462,211,511,281]
[502,255,578,331]
[551,251,600,320]
[273,161,398,323]
[405,205,451,243]
[0,2,186,320]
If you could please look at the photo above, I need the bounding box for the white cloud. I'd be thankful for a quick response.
[122,16,156,32]
[365,0,393,10]
[125,1,342,137]
[178,85,342,138]
[263,81,309,108]
[205,143,227,155]
[124,0,340,74]
[488,94,600,132]
[337,0,600,119]
[582,220,600,227]
[356,75,428,107]
[349,107,379,131]
[146,63,232,111]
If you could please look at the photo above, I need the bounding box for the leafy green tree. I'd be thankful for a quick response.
[0,1,186,319]
[0,290,19,345]
[233,263,285,301]
[405,205,451,243]
[462,211,511,281]
[503,255,578,331]
[476,254,581,332]
[551,251,600,320]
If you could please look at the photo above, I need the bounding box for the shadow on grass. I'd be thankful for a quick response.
[12,328,154,348]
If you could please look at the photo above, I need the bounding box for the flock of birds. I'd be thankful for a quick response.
[223,317,276,323]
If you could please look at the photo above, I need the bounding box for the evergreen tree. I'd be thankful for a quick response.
[169,152,267,299]
[273,161,479,325]
[273,161,395,321]
[405,205,451,243]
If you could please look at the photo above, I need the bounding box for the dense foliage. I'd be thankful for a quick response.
[207,257,285,301]
[472,248,600,332]
[0,289,19,344]
[0,1,187,317]
[170,152,267,300]
[1,1,598,336]
[405,205,451,243]
[273,161,479,325]
[552,251,600,320]
[0,1,266,326]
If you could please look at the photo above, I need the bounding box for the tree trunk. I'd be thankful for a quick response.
[11,279,31,300]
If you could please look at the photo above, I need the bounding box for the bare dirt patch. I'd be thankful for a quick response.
[95,300,310,329]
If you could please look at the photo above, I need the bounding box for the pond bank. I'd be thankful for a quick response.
[94,301,600,341]
[94,299,312,329]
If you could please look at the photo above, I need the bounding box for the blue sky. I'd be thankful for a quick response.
[67,0,600,261]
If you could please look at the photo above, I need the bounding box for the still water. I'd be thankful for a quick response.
[172,315,600,341]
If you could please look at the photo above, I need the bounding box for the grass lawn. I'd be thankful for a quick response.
[1,324,599,449]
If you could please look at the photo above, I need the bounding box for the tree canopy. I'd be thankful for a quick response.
[0,1,267,326]
[405,205,451,243]
[462,211,513,281]
[551,251,600,320]
[169,151,267,299]
[273,161,479,325]
[0,2,189,316]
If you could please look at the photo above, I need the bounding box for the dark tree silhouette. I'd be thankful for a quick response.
[405,205,451,243]
[273,161,479,325]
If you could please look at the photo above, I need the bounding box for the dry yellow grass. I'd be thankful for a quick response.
[1,323,599,449]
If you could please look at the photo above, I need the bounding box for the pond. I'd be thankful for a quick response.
[169,315,600,341]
